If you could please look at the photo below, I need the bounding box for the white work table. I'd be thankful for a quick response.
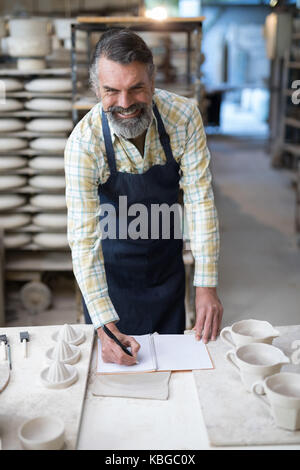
[1,324,300,450]
[78,333,300,451]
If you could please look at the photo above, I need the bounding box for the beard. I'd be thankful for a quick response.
[105,102,153,139]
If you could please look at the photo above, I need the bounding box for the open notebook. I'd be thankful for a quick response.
[96,334,214,374]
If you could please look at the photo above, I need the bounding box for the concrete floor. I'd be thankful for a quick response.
[210,135,300,328]
[5,134,300,330]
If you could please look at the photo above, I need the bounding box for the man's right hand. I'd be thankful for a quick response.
[97,322,140,366]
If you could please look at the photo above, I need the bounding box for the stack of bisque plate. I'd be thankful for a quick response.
[0,20,73,252]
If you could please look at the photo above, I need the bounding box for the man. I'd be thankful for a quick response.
[64,28,223,366]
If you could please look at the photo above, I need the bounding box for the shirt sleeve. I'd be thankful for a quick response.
[64,134,120,329]
[180,103,220,287]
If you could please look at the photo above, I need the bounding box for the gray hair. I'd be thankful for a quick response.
[89,28,155,97]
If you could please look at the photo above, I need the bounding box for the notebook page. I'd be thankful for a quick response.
[153,334,214,371]
[96,334,156,374]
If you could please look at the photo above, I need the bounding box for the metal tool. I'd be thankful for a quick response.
[20,331,29,358]
[0,335,11,369]
[0,335,6,361]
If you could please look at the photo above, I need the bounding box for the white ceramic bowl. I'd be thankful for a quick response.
[9,18,51,38]
[7,36,51,57]
[18,416,64,450]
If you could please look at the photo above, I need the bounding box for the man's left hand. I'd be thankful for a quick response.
[193,286,223,343]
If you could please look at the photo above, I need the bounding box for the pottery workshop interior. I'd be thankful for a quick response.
[0,0,300,453]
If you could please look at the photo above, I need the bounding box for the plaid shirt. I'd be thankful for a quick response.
[64,88,220,329]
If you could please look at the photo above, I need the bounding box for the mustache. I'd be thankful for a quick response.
[105,102,148,114]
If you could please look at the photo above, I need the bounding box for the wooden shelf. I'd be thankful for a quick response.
[0,131,69,138]
[0,168,64,176]
[5,224,66,233]
[0,111,70,118]
[13,204,66,213]
[0,185,65,194]
[285,117,300,129]
[0,148,64,156]
[0,204,66,213]
[77,16,205,24]
[5,91,72,99]
[283,143,300,157]
[0,67,71,76]
[5,251,72,271]
[288,61,300,69]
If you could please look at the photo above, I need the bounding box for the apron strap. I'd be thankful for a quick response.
[152,102,174,164]
[102,109,117,175]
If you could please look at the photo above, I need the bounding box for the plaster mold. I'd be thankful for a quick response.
[40,360,78,389]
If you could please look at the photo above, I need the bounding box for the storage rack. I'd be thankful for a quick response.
[70,16,205,327]
[0,66,76,321]
[271,13,300,242]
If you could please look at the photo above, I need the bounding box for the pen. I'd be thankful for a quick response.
[102,325,133,357]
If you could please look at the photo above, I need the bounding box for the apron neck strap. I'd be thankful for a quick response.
[152,102,174,164]
[102,108,117,175]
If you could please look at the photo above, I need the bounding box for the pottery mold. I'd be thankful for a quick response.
[46,340,81,365]
[52,323,85,346]
[40,360,78,389]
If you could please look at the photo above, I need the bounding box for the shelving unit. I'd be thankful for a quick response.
[271,14,300,241]
[0,66,75,318]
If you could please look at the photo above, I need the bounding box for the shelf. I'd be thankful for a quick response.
[0,185,65,194]
[6,243,70,253]
[288,61,300,69]
[0,204,66,213]
[5,92,72,99]
[0,148,64,156]
[283,143,300,157]
[77,16,205,24]
[5,251,72,271]
[0,168,64,176]
[0,67,71,76]
[14,204,66,213]
[5,224,66,233]
[0,131,69,138]
[285,117,300,129]
[0,111,71,118]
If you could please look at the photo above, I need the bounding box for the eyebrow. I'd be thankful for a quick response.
[103,82,145,92]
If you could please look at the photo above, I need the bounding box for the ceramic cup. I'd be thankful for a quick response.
[251,372,300,431]
[225,342,289,392]
[221,319,280,348]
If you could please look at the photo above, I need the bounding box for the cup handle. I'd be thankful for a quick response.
[225,350,240,373]
[221,327,235,347]
[251,381,270,408]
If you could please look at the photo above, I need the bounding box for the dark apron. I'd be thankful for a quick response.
[82,102,185,335]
